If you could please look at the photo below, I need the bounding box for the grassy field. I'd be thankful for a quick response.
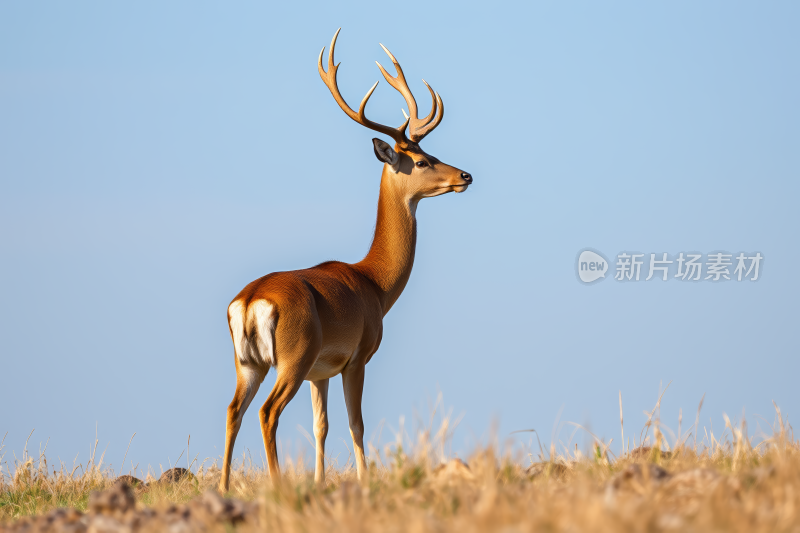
[1,397,799,532]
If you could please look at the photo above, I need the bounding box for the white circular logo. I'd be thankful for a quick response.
[577,249,609,284]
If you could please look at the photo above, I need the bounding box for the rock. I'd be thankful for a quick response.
[1,506,88,533]
[159,468,195,484]
[605,463,671,506]
[114,475,146,489]
[86,514,126,533]
[526,462,568,480]
[43,508,87,533]
[613,463,670,487]
[88,481,136,515]
[628,446,673,460]
[199,490,248,524]
[162,503,192,526]
[0,483,259,532]
[200,490,227,517]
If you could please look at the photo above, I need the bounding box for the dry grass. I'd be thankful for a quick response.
[2,395,800,532]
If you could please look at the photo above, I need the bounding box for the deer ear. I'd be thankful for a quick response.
[372,138,399,169]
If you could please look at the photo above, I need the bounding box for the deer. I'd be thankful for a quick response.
[218,28,473,492]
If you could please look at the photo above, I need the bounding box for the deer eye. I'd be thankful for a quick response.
[415,160,428,168]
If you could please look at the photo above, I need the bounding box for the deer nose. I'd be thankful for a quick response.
[461,172,473,183]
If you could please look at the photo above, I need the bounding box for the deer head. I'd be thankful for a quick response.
[319,29,472,200]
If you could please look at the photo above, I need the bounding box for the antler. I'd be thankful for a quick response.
[318,29,444,145]
[319,29,409,145]
[376,44,444,143]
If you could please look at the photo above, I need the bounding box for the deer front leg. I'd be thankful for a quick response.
[342,365,368,482]
[309,378,329,486]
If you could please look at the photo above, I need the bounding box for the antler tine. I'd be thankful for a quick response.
[376,44,420,122]
[318,29,409,145]
[356,82,411,136]
[411,91,444,142]
[419,79,438,127]
[325,28,339,77]
[376,44,443,143]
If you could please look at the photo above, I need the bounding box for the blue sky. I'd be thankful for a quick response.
[1,1,798,475]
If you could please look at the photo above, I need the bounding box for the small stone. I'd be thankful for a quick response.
[200,490,227,517]
[86,514,127,533]
[159,467,195,484]
[605,462,671,507]
[114,475,146,489]
[613,463,671,487]
[526,462,568,480]
[41,508,87,533]
[628,446,673,460]
[88,481,136,515]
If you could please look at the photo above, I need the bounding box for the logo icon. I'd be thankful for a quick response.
[577,249,609,284]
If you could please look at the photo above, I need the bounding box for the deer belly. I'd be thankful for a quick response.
[306,343,352,381]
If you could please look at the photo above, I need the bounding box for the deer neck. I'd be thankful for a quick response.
[356,168,418,315]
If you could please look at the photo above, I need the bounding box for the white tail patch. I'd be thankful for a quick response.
[229,299,277,367]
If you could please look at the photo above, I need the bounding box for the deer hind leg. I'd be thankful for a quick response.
[219,363,265,492]
[310,378,329,486]
[259,315,321,486]
[342,364,368,482]
[259,366,313,486]
[219,299,273,492]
